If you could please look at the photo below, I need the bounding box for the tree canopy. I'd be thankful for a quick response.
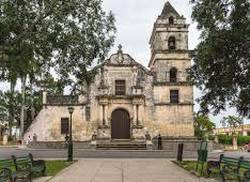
[190,0,250,117]
[0,0,116,136]
[220,115,243,134]
[194,114,215,138]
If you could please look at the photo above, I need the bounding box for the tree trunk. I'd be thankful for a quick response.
[8,80,16,138]
[232,134,238,150]
[86,85,91,104]
[30,81,35,121]
[20,75,27,138]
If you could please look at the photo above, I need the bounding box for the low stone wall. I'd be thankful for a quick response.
[152,136,201,151]
[28,141,91,149]
[28,137,221,152]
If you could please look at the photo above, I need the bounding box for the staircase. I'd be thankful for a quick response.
[96,140,147,150]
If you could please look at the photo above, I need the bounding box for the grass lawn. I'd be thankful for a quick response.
[173,160,220,180]
[46,160,74,176]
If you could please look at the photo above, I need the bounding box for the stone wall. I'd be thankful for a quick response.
[152,137,200,151]
[155,58,190,82]
[153,85,193,103]
[152,29,188,51]
[24,105,94,142]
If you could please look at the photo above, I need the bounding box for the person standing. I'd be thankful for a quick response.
[65,134,69,148]
[33,133,38,142]
[157,134,162,150]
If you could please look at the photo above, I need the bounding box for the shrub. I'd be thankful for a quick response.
[218,134,232,145]
[208,135,215,141]
[237,135,250,146]
[218,134,250,146]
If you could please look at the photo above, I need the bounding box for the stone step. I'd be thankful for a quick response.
[74,150,198,158]
[96,142,147,150]
[96,148,147,150]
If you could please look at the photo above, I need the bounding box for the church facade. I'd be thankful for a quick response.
[24,2,194,143]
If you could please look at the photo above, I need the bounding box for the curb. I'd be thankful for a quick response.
[34,176,53,182]
[0,145,19,149]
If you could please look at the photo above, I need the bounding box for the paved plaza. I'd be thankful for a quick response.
[49,159,213,182]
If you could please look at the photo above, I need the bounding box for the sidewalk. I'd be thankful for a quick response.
[47,159,216,182]
[0,145,18,148]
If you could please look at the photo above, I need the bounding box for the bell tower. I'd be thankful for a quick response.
[149,1,190,83]
[149,1,194,137]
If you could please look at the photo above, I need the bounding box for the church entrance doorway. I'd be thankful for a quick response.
[111,109,130,139]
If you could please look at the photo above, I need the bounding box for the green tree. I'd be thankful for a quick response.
[189,0,250,117]
[51,0,116,94]
[0,0,55,136]
[220,115,243,135]
[0,91,8,125]
[0,91,22,136]
[194,114,215,138]
[0,45,18,136]
[0,0,116,137]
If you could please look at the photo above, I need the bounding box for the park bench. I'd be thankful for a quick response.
[219,154,242,181]
[28,153,46,176]
[207,154,250,182]
[0,154,46,182]
[12,154,46,181]
[11,155,32,182]
[0,159,14,182]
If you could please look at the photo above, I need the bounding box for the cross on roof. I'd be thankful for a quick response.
[118,44,123,53]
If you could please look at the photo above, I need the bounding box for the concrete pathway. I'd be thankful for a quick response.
[49,159,215,182]
[34,176,52,182]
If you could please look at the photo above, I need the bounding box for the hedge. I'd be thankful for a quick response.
[218,134,232,145]
[218,134,250,146]
[238,135,250,146]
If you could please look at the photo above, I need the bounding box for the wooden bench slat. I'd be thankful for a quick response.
[208,154,250,182]
[239,160,250,169]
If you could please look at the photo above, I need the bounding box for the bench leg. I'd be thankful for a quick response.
[201,163,205,176]
[43,166,47,176]
[221,177,226,182]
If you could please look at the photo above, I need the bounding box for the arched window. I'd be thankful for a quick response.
[168,36,176,50]
[170,67,177,82]
[169,16,174,25]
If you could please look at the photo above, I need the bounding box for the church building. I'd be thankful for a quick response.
[24,2,195,147]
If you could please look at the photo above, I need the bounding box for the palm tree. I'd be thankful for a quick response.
[220,115,243,135]
[194,114,215,138]
[220,115,243,150]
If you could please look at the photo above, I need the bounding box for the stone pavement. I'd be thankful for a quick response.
[34,177,52,182]
[48,159,216,182]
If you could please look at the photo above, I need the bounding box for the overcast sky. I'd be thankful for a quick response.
[0,0,248,127]
[102,0,200,62]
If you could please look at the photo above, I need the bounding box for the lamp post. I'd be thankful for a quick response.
[67,106,74,161]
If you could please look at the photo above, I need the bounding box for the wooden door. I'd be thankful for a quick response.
[111,109,130,139]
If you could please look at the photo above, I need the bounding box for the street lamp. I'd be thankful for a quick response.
[67,106,74,161]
